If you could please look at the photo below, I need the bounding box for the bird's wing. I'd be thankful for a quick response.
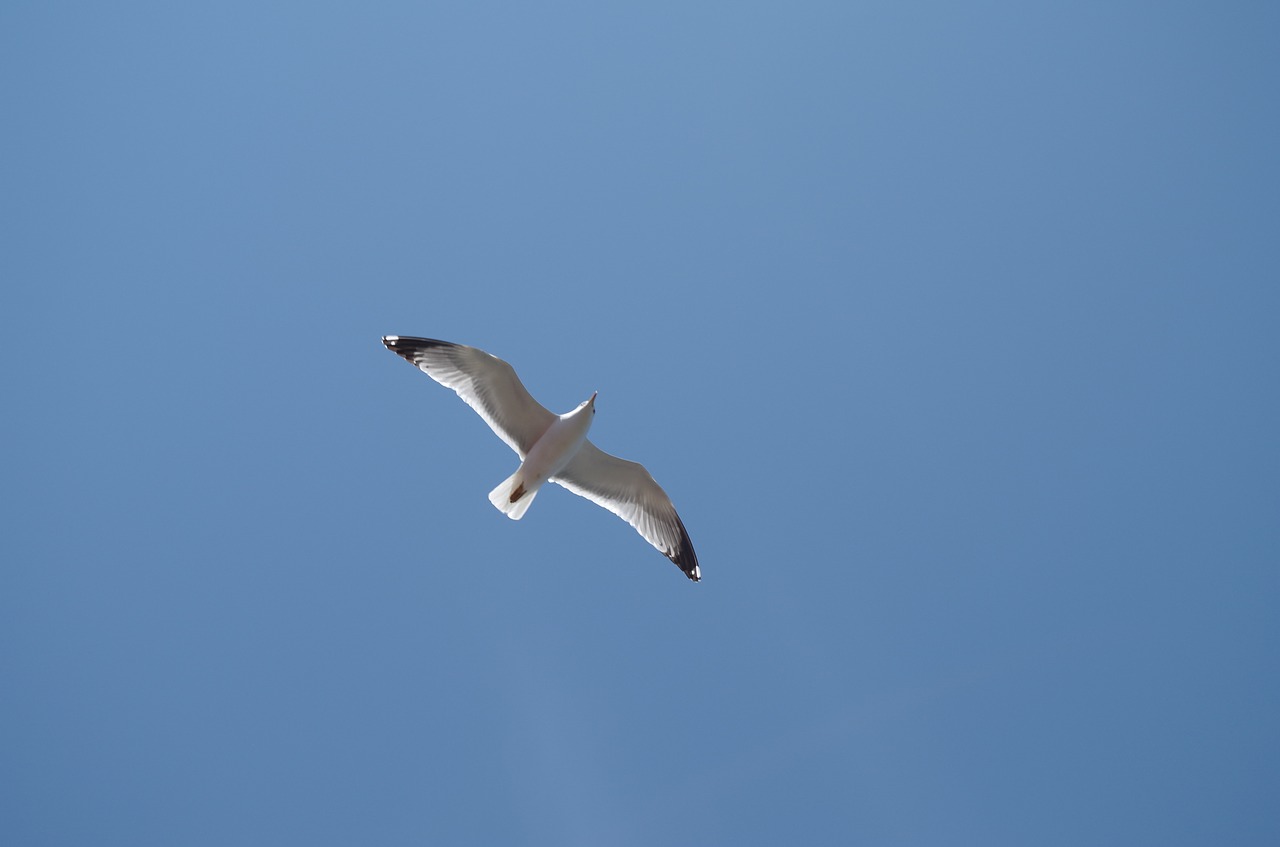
[553,440,700,581]
[382,336,556,457]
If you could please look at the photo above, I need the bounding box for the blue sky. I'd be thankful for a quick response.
[3,2,1277,844]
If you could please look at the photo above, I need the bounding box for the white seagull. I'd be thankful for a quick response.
[382,336,701,581]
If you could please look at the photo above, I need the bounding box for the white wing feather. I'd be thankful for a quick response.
[382,336,555,458]
[553,441,700,580]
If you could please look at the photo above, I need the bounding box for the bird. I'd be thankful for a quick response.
[382,336,701,581]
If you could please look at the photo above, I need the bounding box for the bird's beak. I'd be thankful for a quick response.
[590,391,598,403]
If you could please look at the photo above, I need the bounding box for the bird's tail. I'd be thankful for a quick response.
[488,470,540,520]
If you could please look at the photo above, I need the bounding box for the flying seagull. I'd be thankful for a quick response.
[382,336,701,581]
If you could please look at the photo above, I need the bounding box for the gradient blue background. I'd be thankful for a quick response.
[4,2,1277,844]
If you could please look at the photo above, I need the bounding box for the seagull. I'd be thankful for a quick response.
[382,336,701,581]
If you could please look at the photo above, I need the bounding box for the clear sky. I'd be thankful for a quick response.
[3,2,1277,845]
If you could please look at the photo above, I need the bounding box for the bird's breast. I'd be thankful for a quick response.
[521,412,592,482]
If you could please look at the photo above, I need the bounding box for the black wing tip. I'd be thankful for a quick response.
[382,335,460,364]
[382,335,455,350]
[672,557,701,582]
[668,517,701,582]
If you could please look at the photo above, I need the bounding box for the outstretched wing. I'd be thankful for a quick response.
[382,336,556,457]
[553,440,700,581]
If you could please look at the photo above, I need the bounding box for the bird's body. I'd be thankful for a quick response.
[382,336,700,581]
[486,392,596,521]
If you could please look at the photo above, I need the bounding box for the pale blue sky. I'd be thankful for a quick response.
[3,2,1278,845]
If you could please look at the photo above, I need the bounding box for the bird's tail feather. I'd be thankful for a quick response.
[488,470,539,520]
